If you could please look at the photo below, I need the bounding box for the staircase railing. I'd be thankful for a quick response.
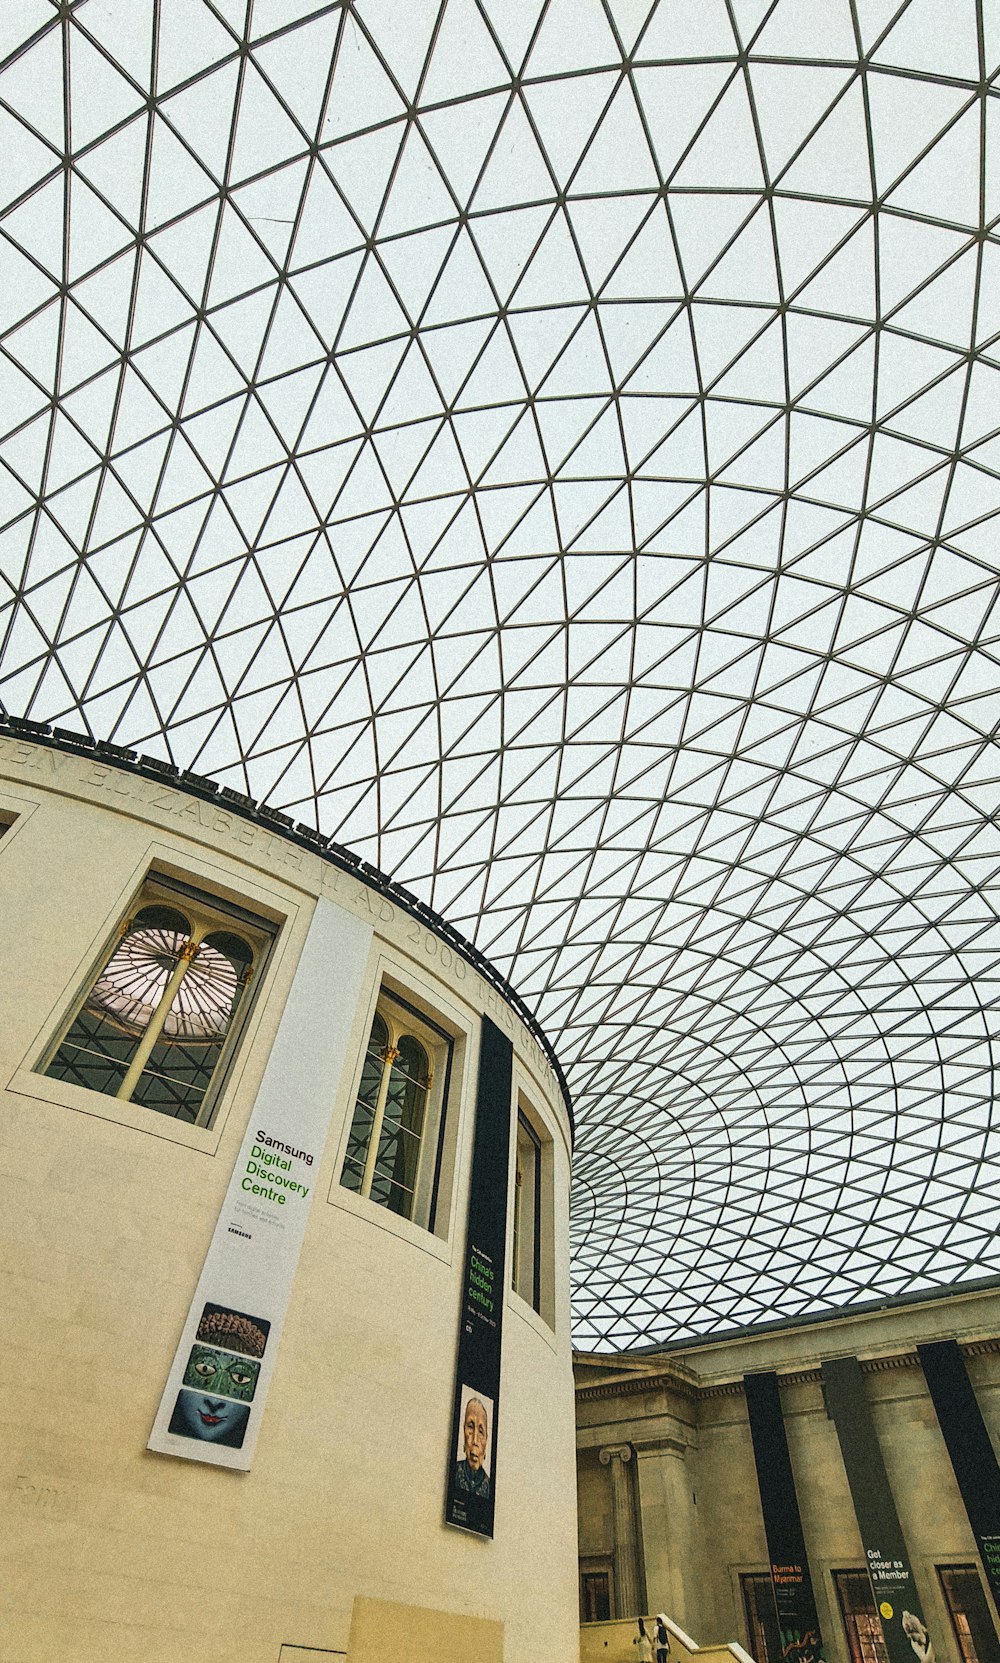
[581,1612,757,1663]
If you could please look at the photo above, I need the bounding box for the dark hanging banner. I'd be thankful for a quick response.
[745,1371,827,1663]
[445,1014,513,1539]
[919,1340,1000,1613]
[822,1357,937,1663]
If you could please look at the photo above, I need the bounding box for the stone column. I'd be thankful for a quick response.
[600,1442,643,1617]
[634,1435,693,1630]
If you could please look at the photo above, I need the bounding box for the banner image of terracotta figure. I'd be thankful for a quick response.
[454,1385,494,1500]
[196,1302,269,1358]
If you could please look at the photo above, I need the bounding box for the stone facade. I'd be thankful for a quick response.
[577,1286,1000,1663]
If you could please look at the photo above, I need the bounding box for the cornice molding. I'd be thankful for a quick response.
[577,1370,698,1404]
[576,1336,1000,1405]
[632,1435,688,1456]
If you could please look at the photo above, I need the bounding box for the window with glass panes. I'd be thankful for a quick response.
[834,1571,890,1663]
[340,991,451,1231]
[42,873,274,1127]
[939,1566,1000,1663]
[580,1563,613,1623]
[512,1110,542,1311]
[741,1574,783,1663]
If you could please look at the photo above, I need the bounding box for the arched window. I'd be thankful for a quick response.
[44,876,274,1126]
[511,1101,554,1326]
[512,1111,542,1311]
[340,993,451,1230]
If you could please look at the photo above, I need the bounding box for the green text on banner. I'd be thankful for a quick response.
[148,898,373,1470]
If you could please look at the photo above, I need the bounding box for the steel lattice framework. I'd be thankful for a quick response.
[2,0,1000,1347]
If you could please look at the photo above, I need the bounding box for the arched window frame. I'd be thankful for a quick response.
[512,1109,542,1312]
[340,989,454,1233]
[40,872,276,1129]
[510,1093,556,1328]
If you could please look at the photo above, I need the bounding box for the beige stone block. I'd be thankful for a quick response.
[5,1268,83,1327]
[0,1139,53,1184]
[0,1614,202,1663]
[346,1594,503,1663]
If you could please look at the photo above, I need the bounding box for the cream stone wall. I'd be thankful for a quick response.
[577,1287,1000,1663]
[0,735,578,1663]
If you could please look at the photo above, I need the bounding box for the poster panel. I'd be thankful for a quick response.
[919,1340,1000,1619]
[148,898,373,1470]
[822,1357,937,1663]
[445,1014,513,1539]
[745,1371,827,1663]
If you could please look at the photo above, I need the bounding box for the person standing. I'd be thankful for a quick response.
[636,1619,653,1663]
[655,1614,671,1663]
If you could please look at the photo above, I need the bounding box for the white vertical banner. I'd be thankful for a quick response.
[148,898,373,1470]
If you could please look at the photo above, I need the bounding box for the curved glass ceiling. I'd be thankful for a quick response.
[2,0,1000,1348]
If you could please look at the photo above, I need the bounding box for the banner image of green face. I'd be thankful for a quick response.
[183,1344,260,1402]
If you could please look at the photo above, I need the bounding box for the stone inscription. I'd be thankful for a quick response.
[83,757,305,872]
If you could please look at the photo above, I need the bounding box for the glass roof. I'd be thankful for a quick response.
[2,0,1000,1348]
